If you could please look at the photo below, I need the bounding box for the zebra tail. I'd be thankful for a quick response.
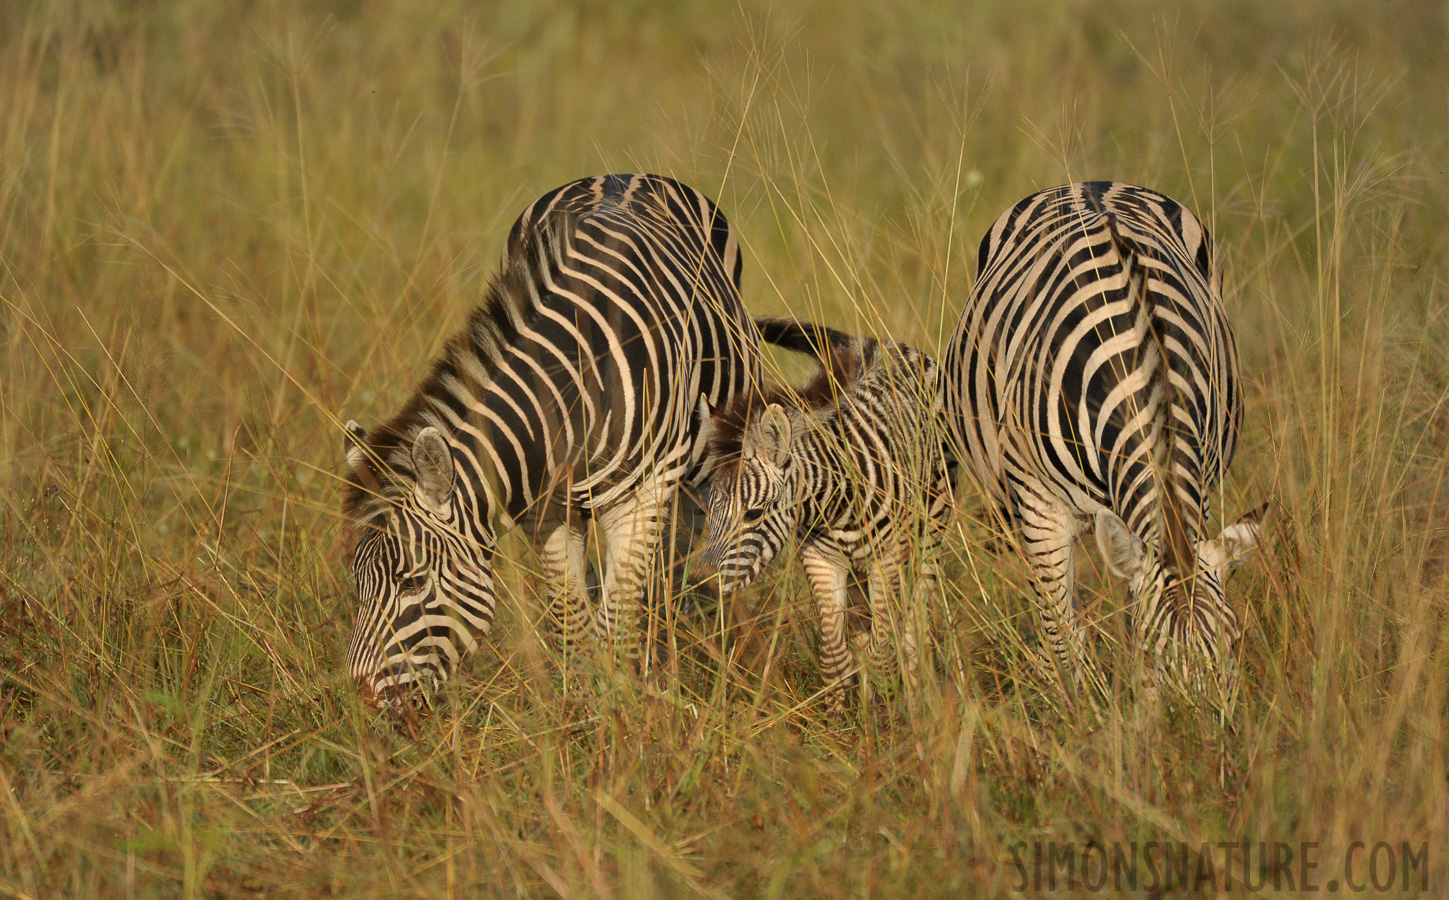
[1102,214,1195,575]
[753,316,855,359]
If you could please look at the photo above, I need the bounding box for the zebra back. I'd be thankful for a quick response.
[343,174,756,529]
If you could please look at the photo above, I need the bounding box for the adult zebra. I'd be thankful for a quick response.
[342,174,762,709]
[942,181,1265,705]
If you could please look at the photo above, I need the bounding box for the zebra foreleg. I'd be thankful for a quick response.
[534,521,591,662]
[593,483,671,672]
[801,542,853,712]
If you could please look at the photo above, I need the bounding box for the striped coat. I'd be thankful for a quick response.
[942,182,1263,703]
[701,320,955,706]
[343,174,763,706]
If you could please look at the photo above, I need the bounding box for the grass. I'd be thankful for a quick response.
[1,0,1446,896]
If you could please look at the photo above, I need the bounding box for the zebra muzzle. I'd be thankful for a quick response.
[356,671,432,718]
[688,559,751,599]
[687,559,721,591]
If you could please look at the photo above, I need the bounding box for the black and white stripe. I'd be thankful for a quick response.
[700,320,956,706]
[942,181,1263,703]
[342,174,763,707]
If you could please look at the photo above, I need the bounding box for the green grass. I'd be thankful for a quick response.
[2,1,1446,896]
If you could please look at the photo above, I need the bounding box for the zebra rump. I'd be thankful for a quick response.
[942,181,1264,706]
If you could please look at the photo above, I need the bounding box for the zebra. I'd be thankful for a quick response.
[698,318,956,707]
[941,181,1265,706]
[341,174,763,709]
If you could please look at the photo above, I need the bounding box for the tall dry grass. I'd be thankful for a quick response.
[1,1,1445,896]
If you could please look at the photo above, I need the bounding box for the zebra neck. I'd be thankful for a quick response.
[794,434,854,511]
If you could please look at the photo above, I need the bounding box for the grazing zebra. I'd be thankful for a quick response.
[342,174,763,708]
[942,181,1264,705]
[699,319,956,707]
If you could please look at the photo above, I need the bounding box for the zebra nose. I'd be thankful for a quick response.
[355,673,419,716]
[687,561,719,591]
[356,677,388,712]
[690,559,750,599]
[687,574,720,607]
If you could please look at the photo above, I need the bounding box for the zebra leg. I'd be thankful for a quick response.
[801,542,852,711]
[593,481,671,671]
[900,546,943,693]
[659,487,715,616]
[1014,487,1103,695]
[534,520,590,661]
[864,554,911,686]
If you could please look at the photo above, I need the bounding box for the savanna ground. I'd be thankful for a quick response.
[2,1,1447,897]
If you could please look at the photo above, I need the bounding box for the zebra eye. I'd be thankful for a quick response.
[397,573,429,594]
[742,507,765,523]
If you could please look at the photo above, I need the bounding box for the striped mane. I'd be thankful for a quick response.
[340,242,544,529]
[708,338,877,466]
[341,177,655,527]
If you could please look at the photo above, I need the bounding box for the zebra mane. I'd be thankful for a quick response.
[709,337,878,464]
[341,194,586,528]
[754,316,855,357]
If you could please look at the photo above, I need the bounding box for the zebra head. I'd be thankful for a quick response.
[1094,502,1268,700]
[342,421,496,711]
[699,403,798,594]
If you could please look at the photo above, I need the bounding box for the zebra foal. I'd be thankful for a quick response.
[342,174,762,708]
[699,319,956,707]
[942,181,1264,707]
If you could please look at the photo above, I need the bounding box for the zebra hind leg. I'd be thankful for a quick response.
[1015,491,1107,704]
[864,558,899,677]
[633,497,715,670]
[863,554,916,702]
[900,550,944,695]
[665,483,718,618]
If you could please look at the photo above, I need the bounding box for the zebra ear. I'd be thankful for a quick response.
[1095,509,1145,580]
[696,395,717,445]
[411,427,455,512]
[753,404,792,468]
[1200,501,1267,574]
[344,420,369,472]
